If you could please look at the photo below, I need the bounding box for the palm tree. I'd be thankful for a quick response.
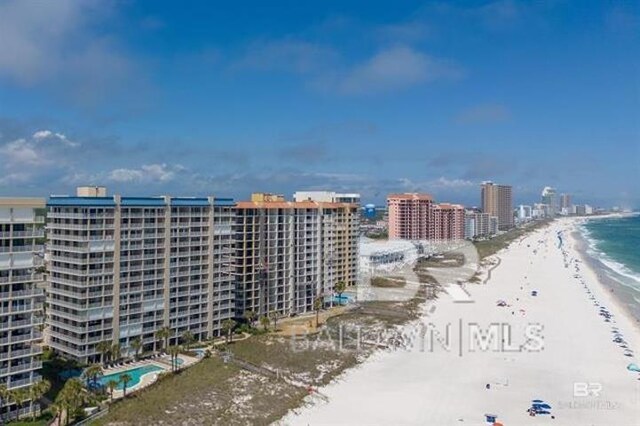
[168,345,181,372]
[130,337,143,360]
[181,331,194,350]
[259,315,270,331]
[221,319,236,344]
[269,311,279,330]
[111,343,121,363]
[119,373,132,398]
[96,341,111,366]
[0,384,8,423]
[55,378,87,426]
[10,388,28,421]
[106,379,119,402]
[155,326,171,353]
[314,296,323,328]
[28,380,51,419]
[49,401,62,426]
[243,310,257,328]
[334,281,346,305]
[84,364,103,389]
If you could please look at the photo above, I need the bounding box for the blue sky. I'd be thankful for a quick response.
[0,0,638,208]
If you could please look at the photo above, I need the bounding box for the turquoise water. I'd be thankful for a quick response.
[584,215,640,277]
[98,364,165,390]
[327,294,353,305]
[581,214,640,315]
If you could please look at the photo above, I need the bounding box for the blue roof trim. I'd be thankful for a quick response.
[121,197,166,206]
[214,198,236,206]
[171,198,210,206]
[47,197,116,207]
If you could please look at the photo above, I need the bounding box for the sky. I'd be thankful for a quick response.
[0,0,638,208]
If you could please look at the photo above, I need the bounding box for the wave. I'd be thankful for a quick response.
[579,222,640,292]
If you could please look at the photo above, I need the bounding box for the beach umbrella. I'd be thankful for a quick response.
[627,363,640,372]
[532,399,544,403]
[534,403,552,409]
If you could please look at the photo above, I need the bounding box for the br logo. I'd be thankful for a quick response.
[573,382,602,397]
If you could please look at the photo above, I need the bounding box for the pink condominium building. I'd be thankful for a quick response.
[433,203,465,240]
[387,193,464,240]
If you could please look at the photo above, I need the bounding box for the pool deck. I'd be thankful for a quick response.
[102,353,199,399]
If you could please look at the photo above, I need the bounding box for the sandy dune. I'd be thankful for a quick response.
[281,218,640,425]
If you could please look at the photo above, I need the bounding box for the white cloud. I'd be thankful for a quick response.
[328,46,463,95]
[0,129,78,167]
[398,176,476,191]
[108,164,183,183]
[234,39,337,74]
[0,0,136,106]
[32,130,79,147]
[432,177,476,188]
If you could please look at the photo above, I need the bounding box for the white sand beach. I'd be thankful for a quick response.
[281,218,640,425]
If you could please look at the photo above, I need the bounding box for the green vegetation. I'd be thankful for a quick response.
[40,356,81,403]
[7,412,52,426]
[365,230,388,239]
[54,378,90,425]
[370,276,406,288]
[221,319,237,343]
[155,327,171,353]
[95,357,306,426]
[417,252,465,268]
[474,219,552,259]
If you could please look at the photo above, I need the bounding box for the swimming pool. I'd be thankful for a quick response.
[98,364,165,391]
[327,294,353,305]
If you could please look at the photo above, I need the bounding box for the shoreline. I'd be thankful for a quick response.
[280,217,640,425]
[572,222,640,331]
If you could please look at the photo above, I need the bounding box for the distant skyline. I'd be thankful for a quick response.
[0,0,638,208]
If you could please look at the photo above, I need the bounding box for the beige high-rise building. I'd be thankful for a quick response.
[480,182,514,230]
[234,193,358,317]
[0,198,45,420]
[46,188,235,363]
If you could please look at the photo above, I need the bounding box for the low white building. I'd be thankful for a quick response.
[464,210,498,240]
[517,205,532,221]
[293,191,360,204]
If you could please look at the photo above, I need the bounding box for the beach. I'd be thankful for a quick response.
[280,218,640,425]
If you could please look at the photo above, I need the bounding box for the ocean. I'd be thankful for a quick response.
[579,214,640,321]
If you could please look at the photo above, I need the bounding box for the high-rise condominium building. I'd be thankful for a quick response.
[541,186,559,216]
[432,204,465,240]
[387,193,464,240]
[46,187,235,363]
[234,193,359,317]
[480,182,514,230]
[387,193,434,240]
[0,199,45,420]
[464,210,498,239]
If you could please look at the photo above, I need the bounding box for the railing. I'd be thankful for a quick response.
[0,304,43,315]
[0,245,44,254]
[0,361,42,375]
[74,406,110,426]
[0,229,45,239]
[0,346,42,361]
